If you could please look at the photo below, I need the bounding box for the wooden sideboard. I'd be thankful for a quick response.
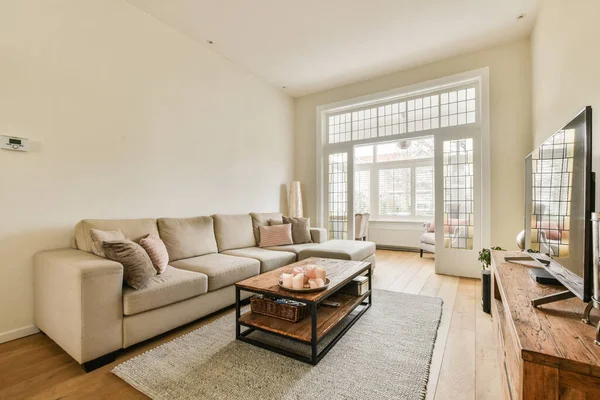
[491,251,600,399]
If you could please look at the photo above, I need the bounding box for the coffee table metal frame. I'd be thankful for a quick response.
[235,263,372,365]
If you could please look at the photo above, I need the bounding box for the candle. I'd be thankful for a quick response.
[281,273,293,288]
[292,266,304,276]
[315,266,326,281]
[292,273,305,289]
[308,278,325,289]
[305,265,317,279]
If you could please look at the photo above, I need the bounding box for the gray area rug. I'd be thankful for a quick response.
[113,290,443,400]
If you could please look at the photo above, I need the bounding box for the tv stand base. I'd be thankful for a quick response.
[531,290,576,307]
[582,299,600,346]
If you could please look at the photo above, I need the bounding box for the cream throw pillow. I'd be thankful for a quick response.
[90,229,125,258]
[259,224,293,248]
[139,234,169,274]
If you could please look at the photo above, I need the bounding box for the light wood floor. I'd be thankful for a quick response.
[0,250,500,399]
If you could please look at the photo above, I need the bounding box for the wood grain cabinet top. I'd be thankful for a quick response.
[491,250,600,400]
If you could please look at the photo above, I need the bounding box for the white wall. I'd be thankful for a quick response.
[0,0,294,341]
[532,0,600,206]
[295,39,532,250]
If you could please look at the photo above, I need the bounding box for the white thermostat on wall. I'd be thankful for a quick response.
[1,135,29,152]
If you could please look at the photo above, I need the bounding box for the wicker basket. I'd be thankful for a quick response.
[250,297,308,322]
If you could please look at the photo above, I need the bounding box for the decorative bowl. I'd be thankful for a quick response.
[278,278,330,293]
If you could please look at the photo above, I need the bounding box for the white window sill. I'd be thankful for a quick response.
[370,219,431,224]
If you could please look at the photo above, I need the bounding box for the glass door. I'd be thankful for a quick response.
[434,126,482,277]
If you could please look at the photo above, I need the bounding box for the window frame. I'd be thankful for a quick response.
[316,68,490,249]
[355,152,434,223]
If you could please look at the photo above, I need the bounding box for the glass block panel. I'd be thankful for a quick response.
[377,102,406,137]
[328,153,348,239]
[351,107,378,141]
[440,88,476,128]
[328,112,352,144]
[379,168,411,216]
[354,170,370,214]
[529,129,574,257]
[443,139,474,249]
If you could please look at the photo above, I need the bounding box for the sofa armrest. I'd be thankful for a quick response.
[34,248,124,364]
[310,228,328,243]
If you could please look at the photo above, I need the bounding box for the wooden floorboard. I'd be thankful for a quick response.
[0,250,500,400]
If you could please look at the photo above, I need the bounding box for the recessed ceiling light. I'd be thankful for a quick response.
[282,86,287,89]
[517,14,526,20]
[207,40,214,44]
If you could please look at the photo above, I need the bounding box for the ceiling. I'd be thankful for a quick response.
[128,0,539,97]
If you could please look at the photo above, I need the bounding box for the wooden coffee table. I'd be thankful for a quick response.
[235,257,372,365]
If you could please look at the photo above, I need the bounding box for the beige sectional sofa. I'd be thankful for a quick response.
[33,212,375,371]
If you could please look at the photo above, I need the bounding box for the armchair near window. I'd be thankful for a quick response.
[420,222,435,257]
[420,203,464,257]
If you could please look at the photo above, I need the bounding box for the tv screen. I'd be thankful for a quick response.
[524,107,593,301]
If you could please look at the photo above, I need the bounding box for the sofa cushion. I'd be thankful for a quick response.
[421,232,435,246]
[213,214,256,251]
[75,218,158,254]
[249,212,283,242]
[122,266,208,316]
[263,243,319,256]
[222,247,296,273]
[298,240,376,261]
[170,253,260,291]
[158,217,218,262]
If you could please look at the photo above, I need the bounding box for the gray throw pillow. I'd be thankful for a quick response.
[283,216,312,244]
[102,240,156,289]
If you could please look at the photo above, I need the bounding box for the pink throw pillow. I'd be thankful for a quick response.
[259,224,293,248]
[428,220,435,232]
[139,234,169,274]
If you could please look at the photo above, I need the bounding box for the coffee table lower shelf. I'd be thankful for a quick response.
[236,291,371,365]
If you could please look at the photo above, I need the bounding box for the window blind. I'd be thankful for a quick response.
[379,168,411,216]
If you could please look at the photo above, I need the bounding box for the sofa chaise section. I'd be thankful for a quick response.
[298,239,376,268]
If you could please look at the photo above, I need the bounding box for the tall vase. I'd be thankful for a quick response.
[288,181,303,218]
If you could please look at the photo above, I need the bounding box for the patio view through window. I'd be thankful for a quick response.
[354,136,434,221]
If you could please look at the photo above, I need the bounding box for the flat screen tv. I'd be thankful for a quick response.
[524,106,594,302]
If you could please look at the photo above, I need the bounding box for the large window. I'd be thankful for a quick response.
[354,136,434,221]
[323,82,478,239]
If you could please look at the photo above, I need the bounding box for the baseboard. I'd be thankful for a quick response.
[0,325,40,344]
[375,244,420,252]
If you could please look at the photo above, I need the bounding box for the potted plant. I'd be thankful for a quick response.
[478,246,504,270]
[478,246,504,314]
